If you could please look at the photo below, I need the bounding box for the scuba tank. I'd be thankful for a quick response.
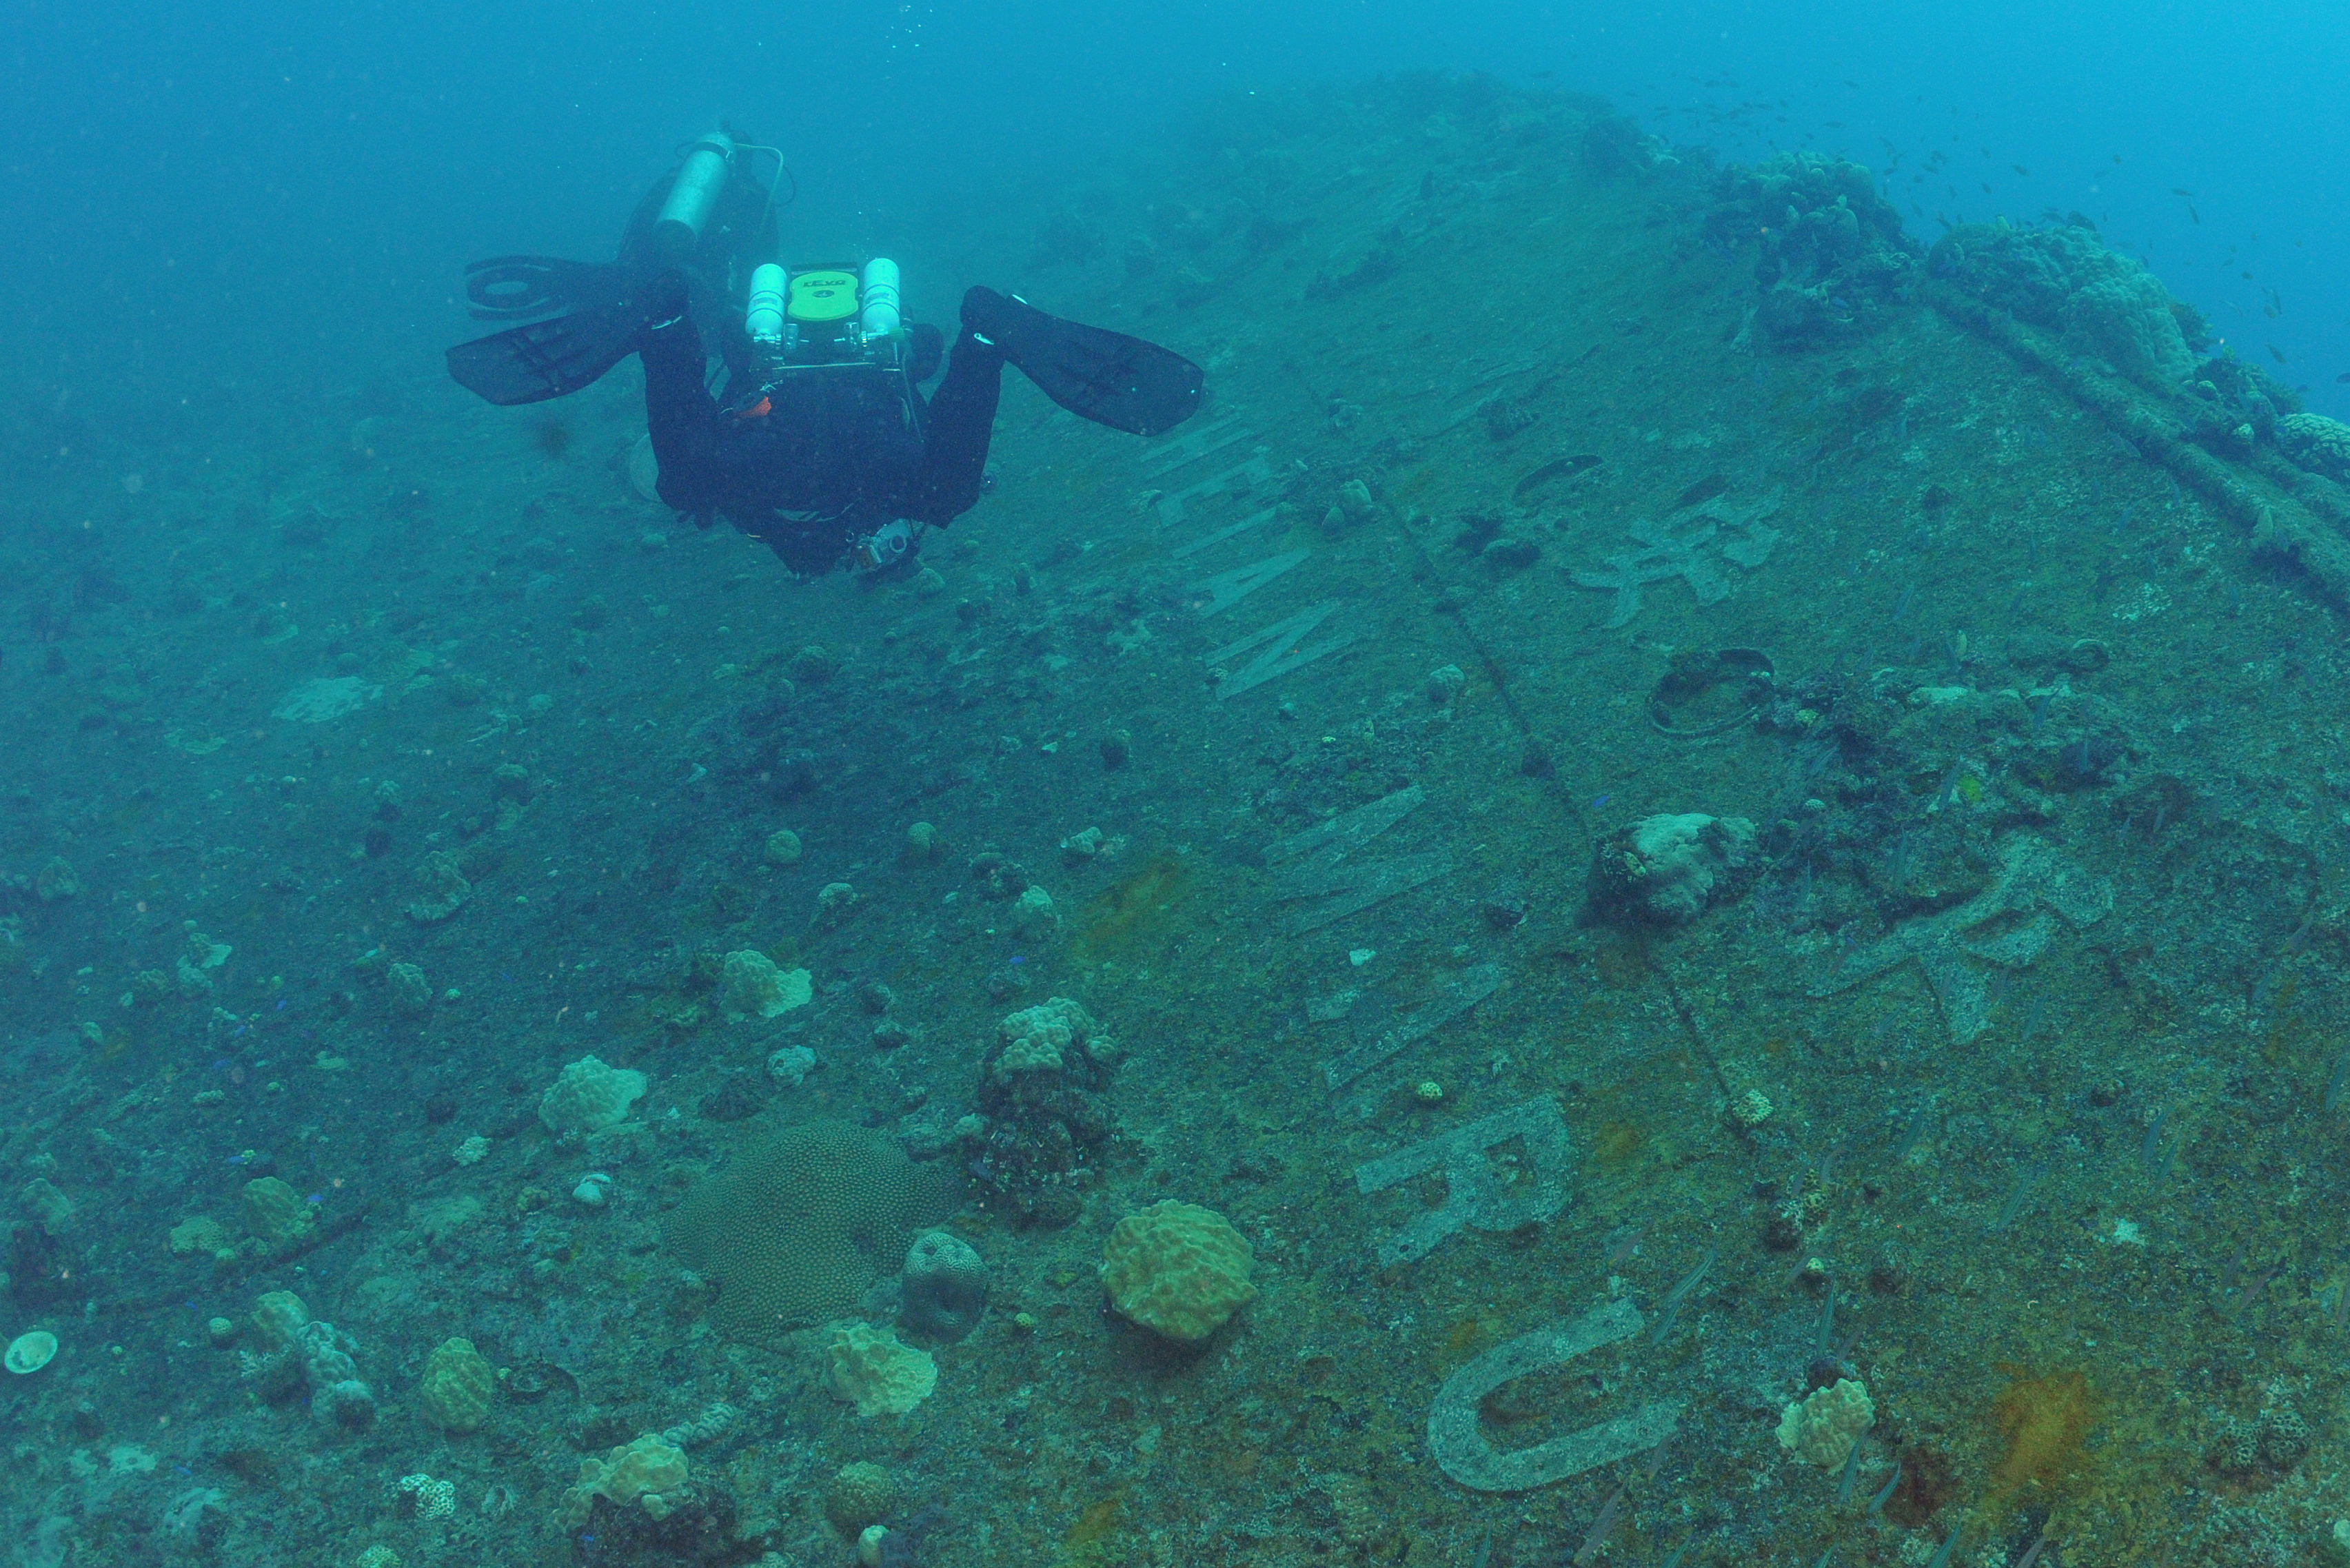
[618,127,780,394]
[651,132,738,256]
[860,258,901,338]
[740,258,911,381]
[745,263,787,349]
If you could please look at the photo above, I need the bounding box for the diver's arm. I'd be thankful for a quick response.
[902,328,1004,525]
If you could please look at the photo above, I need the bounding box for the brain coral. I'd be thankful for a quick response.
[2279,412,2350,480]
[1099,1199,1258,1343]
[665,1121,953,1343]
[824,1460,897,1532]
[538,1055,647,1135]
[900,1230,989,1342]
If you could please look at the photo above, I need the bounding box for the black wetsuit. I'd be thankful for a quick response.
[641,314,1004,575]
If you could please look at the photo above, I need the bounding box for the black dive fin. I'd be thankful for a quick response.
[445,305,643,407]
[462,254,634,320]
[978,292,1204,437]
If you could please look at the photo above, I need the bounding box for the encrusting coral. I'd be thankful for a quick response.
[237,1290,376,1428]
[538,1055,647,1135]
[665,1121,952,1343]
[418,1337,495,1433]
[556,1434,690,1528]
[824,1323,938,1417]
[718,948,811,1021]
[1776,1378,1874,1469]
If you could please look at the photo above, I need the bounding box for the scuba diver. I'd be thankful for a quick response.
[445,129,1204,576]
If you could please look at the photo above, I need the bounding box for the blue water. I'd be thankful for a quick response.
[8,5,2350,1562]
[8,1,2344,415]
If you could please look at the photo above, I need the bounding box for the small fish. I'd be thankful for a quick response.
[2170,186,2195,197]
[2333,1274,2350,1329]
[2336,371,2350,384]
[1659,1535,1700,1568]
[1572,1485,1628,1566]
[1894,1106,1932,1162]
[2014,1527,2052,1568]
[1642,1441,1670,1483]
[2140,1103,2170,1169]
[1992,1161,2049,1230]
[2012,164,2029,176]
[2189,204,2201,225]
[1927,1527,1962,1568]
[1868,1460,1904,1514]
[2219,1239,2251,1292]
[2324,1052,2350,1112]
[1650,1248,1717,1342]
[1661,1249,1716,1310]
[1602,1226,1646,1270]
[1934,758,1965,811]
[1816,1275,1837,1354]
[1892,582,1917,620]
[1834,1432,1864,1503]
[2269,344,2288,365]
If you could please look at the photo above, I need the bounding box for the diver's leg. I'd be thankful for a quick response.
[904,330,1005,525]
[956,284,1203,436]
[636,279,727,513]
[641,318,718,500]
